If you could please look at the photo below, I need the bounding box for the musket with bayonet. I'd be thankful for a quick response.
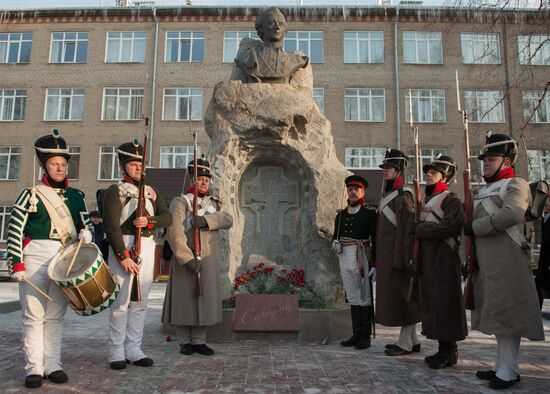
[407,89,422,304]
[190,126,203,297]
[456,71,477,310]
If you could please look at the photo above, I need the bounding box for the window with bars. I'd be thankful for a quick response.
[160,146,201,169]
[345,88,386,122]
[162,88,203,121]
[528,150,550,182]
[406,147,448,184]
[523,90,550,124]
[461,32,500,64]
[464,90,504,123]
[165,31,204,63]
[0,146,21,180]
[223,31,259,63]
[284,31,323,63]
[518,35,549,66]
[50,32,88,63]
[102,88,144,121]
[67,147,80,180]
[0,206,12,241]
[0,33,32,64]
[98,146,122,181]
[312,87,324,113]
[403,31,442,64]
[45,88,84,121]
[0,89,26,121]
[343,31,384,64]
[106,31,146,63]
[405,89,446,123]
[345,147,386,169]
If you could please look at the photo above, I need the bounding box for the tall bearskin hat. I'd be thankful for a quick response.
[379,148,409,171]
[477,131,518,166]
[117,139,144,166]
[188,158,212,178]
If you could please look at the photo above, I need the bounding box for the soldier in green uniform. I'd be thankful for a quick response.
[102,140,172,370]
[332,175,377,350]
[7,131,93,388]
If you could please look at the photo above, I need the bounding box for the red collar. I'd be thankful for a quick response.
[123,175,136,185]
[392,175,404,191]
[425,181,448,198]
[41,174,68,189]
[494,167,515,182]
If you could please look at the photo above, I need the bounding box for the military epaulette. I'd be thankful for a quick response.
[363,205,376,211]
[68,187,85,198]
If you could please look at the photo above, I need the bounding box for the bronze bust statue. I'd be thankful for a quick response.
[233,7,309,84]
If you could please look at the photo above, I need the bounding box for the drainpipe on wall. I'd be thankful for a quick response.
[149,7,159,165]
[501,18,513,136]
[393,7,401,150]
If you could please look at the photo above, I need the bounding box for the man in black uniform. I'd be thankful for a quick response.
[332,175,377,349]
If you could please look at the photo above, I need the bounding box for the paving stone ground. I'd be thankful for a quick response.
[0,282,549,393]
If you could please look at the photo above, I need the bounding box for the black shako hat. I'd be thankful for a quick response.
[379,148,409,170]
[188,158,212,178]
[345,175,368,189]
[477,131,518,165]
[422,153,457,183]
[117,139,144,166]
[34,129,71,165]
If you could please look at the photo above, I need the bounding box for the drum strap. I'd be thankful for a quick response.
[35,184,77,245]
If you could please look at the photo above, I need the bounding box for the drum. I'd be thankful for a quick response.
[48,242,119,316]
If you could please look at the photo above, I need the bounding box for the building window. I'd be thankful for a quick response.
[160,146,201,169]
[223,31,259,63]
[165,31,204,63]
[0,89,26,121]
[343,31,384,64]
[0,33,32,64]
[284,31,323,63]
[67,146,80,180]
[469,148,484,184]
[345,88,386,122]
[523,90,550,123]
[461,32,500,64]
[518,35,549,66]
[406,147,448,183]
[345,147,386,169]
[528,149,550,182]
[102,88,144,121]
[405,89,446,123]
[162,88,203,121]
[105,31,146,63]
[464,90,504,123]
[312,87,324,113]
[98,146,122,181]
[0,146,21,180]
[0,206,12,241]
[50,32,88,63]
[45,88,84,121]
[403,32,442,64]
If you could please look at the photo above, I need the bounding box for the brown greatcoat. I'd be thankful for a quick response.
[415,191,468,341]
[375,188,421,326]
[162,195,233,327]
[471,177,544,340]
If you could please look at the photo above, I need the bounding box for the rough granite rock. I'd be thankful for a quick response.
[204,65,349,303]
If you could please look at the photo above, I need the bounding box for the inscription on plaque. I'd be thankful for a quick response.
[233,294,299,332]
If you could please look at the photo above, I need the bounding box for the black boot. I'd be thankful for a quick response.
[353,306,372,350]
[340,305,361,347]
[427,341,458,369]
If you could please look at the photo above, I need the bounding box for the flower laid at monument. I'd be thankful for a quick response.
[226,263,328,309]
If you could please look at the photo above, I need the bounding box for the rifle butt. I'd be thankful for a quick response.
[463,276,475,310]
[195,273,202,297]
[407,276,419,304]
[130,275,141,302]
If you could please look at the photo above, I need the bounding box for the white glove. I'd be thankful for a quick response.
[368,267,376,281]
[79,229,93,244]
[332,240,342,254]
[13,271,27,282]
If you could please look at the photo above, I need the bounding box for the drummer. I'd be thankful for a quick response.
[101,140,171,370]
[7,130,93,388]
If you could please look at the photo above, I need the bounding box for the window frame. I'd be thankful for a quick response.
[164,31,205,63]
[105,31,146,63]
[312,87,325,113]
[344,88,386,122]
[518,35,550,66]
[460,32,501,65]
[402,31,443,65]
[0,146,22,181]
[49,32,89,64]
[0,32,32,64]
[464,90,505,123]
[101,87,144,121]
[222,31,259,63]
[98,146,122,181]
[0,205,12,241]
[44,88,85,121]
[406,147,448,184]
[343,31,384,64]
[405,89,446,123]
[0,89,27,122]
[159,145,201,169]
[284,31,324,64]
[528,149,550,183]
[523,90,550,124]
[162,87,203,121]
[345,147,387,170]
